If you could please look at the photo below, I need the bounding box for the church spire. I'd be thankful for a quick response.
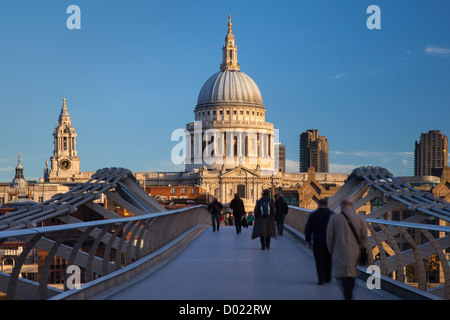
[220,14,240,71]
[15,151,24,178]
[58,98,71,124]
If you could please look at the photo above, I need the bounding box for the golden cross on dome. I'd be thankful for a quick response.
[228,14,232,34]
[63,98,66,107]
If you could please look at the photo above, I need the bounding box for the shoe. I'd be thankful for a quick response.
[317,282,324,285]
[261,246,266,250]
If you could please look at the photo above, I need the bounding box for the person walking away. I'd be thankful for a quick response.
[326,199,368,300]
[251,189,277,250]
[274,192,289,236]
[230,193,245,234]
[208,198,223,232]
[304,198,333,285]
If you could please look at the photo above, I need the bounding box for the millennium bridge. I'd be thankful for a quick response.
[0,167,449,300]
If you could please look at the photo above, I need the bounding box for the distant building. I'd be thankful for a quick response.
[414,130,448,177]
[276,144,286,173]
[299,129,329,173]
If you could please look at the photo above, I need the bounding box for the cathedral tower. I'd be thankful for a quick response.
[48,98,81,181]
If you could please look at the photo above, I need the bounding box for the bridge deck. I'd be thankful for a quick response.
[97,226,394,300]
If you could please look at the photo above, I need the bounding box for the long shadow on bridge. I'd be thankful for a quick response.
[94,226,394,300]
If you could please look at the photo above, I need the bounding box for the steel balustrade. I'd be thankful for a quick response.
[0,167,210,300]
[0,205,210,300]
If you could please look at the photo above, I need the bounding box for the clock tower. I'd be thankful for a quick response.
[48,98,81,181]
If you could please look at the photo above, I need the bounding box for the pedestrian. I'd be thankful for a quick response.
[274,192,289,236]
[208,198,223,232]
[305,198,333,285]
[227,215,233,226]
[230,193,245,234]
[242,214,249,229]
[247,213,254,226]
[251,189,277,250]
[326,199,368,300]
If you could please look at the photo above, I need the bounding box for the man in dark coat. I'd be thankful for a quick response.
[305,198,333,285]
[208,198,223,232]
[251,189,277,250]
[274,192,289,236]
[230,193,245,234]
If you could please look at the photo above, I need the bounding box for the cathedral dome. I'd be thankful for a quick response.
[196,70,263,108]
[196,15,263,109]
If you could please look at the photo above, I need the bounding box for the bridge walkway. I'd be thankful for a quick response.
[95,226,395,300]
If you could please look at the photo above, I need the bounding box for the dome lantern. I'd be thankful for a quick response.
[220,14,240,72]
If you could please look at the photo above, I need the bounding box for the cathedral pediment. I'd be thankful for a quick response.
[219,166,260,178]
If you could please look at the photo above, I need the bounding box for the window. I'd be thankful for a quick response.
[240,110,243,115]
[227,110,230,115]
[213,111,216,115]
[233,110,237,115]
[190,188,195,194]
[220,110,223,115]
[0,197,4,205]
[181,188,186,194]
[392,211,400,221]
[38,196,44,203]
[63,137,67,150]
[171,188,176,194]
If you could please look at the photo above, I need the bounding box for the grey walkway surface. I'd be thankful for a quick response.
[97,226,395,300]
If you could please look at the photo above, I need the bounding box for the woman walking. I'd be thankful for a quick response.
[251,189,277,250]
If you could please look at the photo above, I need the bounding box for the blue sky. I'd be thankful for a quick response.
[0,0,449,181]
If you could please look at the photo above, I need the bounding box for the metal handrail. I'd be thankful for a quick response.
[0,205,205,241]
[366,218,450,233]
[0,205,210,300]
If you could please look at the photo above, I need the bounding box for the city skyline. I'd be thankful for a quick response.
[1,1,449,181]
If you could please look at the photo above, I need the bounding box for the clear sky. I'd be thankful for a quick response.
[0,0,449,182]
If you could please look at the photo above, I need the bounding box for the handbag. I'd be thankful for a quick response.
[341,211,368,266]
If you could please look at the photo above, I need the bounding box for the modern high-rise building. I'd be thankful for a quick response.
[414,130,448,177]
[276,144,286,173]
[299,129,329,173]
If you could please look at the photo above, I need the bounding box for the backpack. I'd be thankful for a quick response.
[260,198,270,216]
